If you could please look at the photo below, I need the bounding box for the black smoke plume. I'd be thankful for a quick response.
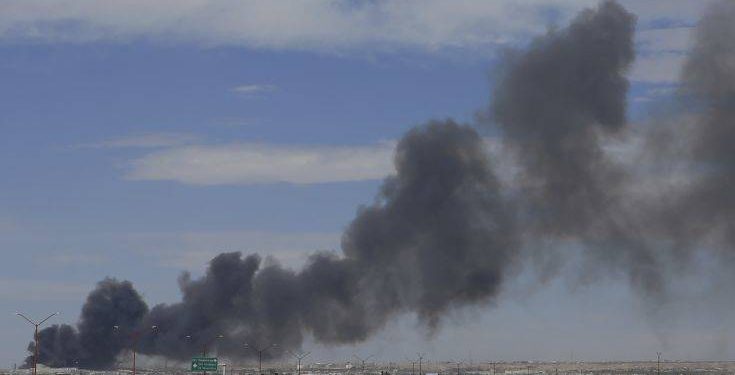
[667,0,735,253]
[27,0,735,368]
[492,0,634,236]
[488,0,666,294]
[25,279,148,369]
[30,121,515,367]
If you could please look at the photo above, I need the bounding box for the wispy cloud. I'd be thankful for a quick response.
[0,1,707,79]
[231,84,277,95]
[0,279,89,302]
[126,141,396,185]
[45,252,110,267]
[621,0,711,84]
[628,25,695,83]
[0,1,592,52]
[636,27,694,52]
[77,133,199,149]
[633,85,678,102]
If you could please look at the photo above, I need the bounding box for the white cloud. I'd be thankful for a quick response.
[78,132,199,149]
[119,135,513,187]
[0,0,590,52]
[628,26,694,84]
[0,1,712,80]
[636,27,694,52]
[126,141,396,185]
[0,279,89,302]
[45,252,110,266]
[632,85,678,102]
[0,0,704,82]
[619,0,712,27]
[231,84,277,95]
[0,1,712,53]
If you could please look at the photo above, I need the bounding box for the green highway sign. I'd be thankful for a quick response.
[191,357,218,372]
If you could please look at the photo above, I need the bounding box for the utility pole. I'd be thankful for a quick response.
[657,352,662,375]
[288,350,310,375]
[245,343,278,375]
[416,353,425,375]
[353,354,374,374]
[114,325,158,375]
[16,312,59,375]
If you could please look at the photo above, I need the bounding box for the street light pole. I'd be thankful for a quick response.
[288,350,310,375]
[113,325,158,375]
[416,353,425,375]
[353,354,374,374]
[245,343,277,375]
[16,312,59,375]
[657,352,662,375]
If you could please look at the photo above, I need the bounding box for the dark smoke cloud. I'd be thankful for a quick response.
[25,324,81,368]
[32,121,514,367]
[27,279,148,369]
[672,0,735,252]
[491,0,635,235]
[27,0,735,368]
[489,0,668,295]
[340,122,517,330]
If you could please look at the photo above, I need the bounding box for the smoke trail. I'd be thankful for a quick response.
[32,121,515,367]
[141,120,515,358]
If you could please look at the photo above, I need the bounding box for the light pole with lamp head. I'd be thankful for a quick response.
[244,343,278,375]
[113,325,158,375]
[16,312,59,375]
[416,353,425,375]
[352,354,374,374]
[288,350,310,375]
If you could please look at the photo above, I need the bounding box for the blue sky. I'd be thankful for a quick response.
[1,0,727,368]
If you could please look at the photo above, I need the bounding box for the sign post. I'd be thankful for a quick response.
[192,357,219,373]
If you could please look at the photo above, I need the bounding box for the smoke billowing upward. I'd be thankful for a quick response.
[492,0,635,236]
[27,0,735,369]
[489,0,666,295]
[671,0,735,252]
[340,122,517,330]
[26,279,148,369]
